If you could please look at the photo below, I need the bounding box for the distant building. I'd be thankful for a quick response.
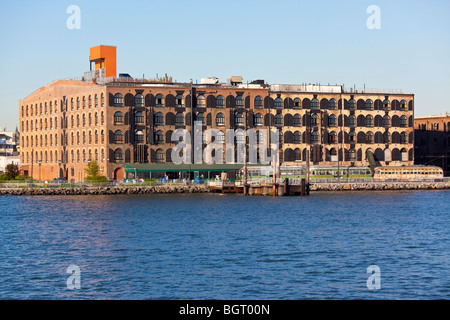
[414,113,450,176]
[18,45,415,182]
[0,130,20,174]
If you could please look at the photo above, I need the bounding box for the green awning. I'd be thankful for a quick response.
[125,163,261,173]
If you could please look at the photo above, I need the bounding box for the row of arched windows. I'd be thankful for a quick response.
[21,112,105,133]
[109,110,412,129]
[21,148,106,164]
[110,92,412,111]
[69,93,105,110]
[110,128,411,146]
[21,93,106,118]
[21,129,107,148]
[283,147,412,162]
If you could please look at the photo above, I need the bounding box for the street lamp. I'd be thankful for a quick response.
[37,160,42,181]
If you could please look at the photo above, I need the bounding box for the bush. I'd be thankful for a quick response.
[85,175,109,183]
[15,175,31,181]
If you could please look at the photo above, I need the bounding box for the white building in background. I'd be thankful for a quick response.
[0,129,20,173]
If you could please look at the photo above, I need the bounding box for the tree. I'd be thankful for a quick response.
[5,164,20,180]
[84,160,108,182]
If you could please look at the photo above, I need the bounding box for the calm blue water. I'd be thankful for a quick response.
[0,191,449,300]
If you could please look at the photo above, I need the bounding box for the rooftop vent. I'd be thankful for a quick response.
[200,77,219,85]
[227,76,243,86]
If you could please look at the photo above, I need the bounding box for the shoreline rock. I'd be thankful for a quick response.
[0,185,212,196]
[309,181,450,192]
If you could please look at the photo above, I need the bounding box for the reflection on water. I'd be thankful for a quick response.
[0,191,449,299]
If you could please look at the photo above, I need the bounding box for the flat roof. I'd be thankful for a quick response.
[125,163,261,173]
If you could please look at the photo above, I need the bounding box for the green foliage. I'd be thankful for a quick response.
[5,164,20,180]
[0,174,7,182]
[84,160,108,182]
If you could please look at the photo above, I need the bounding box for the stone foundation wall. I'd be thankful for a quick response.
[310,181,450,192]
[0,185,211,196]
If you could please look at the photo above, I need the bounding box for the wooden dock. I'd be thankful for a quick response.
[208,178,310,196]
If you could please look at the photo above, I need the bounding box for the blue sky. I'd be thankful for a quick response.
[0,0,449,130]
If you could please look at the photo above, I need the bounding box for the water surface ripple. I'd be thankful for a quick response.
[0,190,449,299]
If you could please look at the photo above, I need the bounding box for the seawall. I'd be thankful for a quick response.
[1,181,449,196]
[310,181,450,192]
[0,185,212,196]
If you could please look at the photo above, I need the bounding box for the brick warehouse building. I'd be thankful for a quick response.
[18,46,415,182]
[414,113,450,176]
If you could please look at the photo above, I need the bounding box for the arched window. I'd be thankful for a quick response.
[366,132,374,144]
[383,99,390,109]
[94,94,98,108]
[311,98,319,110]
[348,99,356,110]
[82,96,86,109]
[349,132,356,142]
[135,131,144,143]
[365,99,373,110]
[156,94,164,106]
[155,131,164,144]
[400,115,407,127]
[253,113,263,126]
[328,99,336,110]
[135,112,144,124]
[175,95,184,106]
[114,94,123,107]
[365,115,374,127]
[235,113,244,126]
[114,149,123,161]
[311,131,320,144]
[400,132,407,144]
[114,112,123,125]
[114,130,124,144]
[275,114,283,126]
[216,113,225,126]
[293,131,301,144]
[328,114,337,127]
[195,112,205,125]
[293,114,301,127]
[311,114,319,126]
[274,98,283,109]
[155,112,164,125]
[156,149,165,162]
[175,112,184,125]
[135,94,144,107]
[216,95,225,108]
[216,131,225,143]
[197,95,205,107]
[88,95,92,108]
[101,93,105,107]
[254,96,263,109]
[400,100,407,110]
[329,131,337,144]
[236,95,244,107]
